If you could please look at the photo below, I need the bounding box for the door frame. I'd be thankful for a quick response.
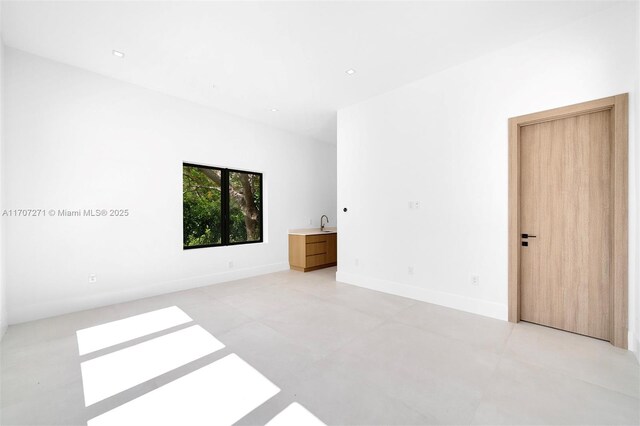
[508,94,629,348]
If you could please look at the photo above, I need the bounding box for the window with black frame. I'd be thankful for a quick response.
[183,163,263,249]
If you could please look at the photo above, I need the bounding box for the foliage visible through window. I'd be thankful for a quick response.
[183,164,262,248]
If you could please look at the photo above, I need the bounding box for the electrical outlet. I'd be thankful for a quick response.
[355,258,359,267]
[308,218,313,225]
[471,275,480,286]
[228,261,234,269]
[414,201,420,209]
[408,266,414,275]
[88,274,97,284]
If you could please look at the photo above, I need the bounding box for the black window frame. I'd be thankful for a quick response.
[183,162,263,250]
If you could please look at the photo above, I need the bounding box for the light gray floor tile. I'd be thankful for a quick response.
[1,305,120,352]
[277,355,432,425]
[232,391,300,426]
[216,286,320,320]
[260,298,384,358]
[1,377,86,426]
[200,276,276,299]
[471,356,640,425]
[111,287,212,317]
[180,299,254,335]
[316,284,416,319]
[393,301,514,353]
[336,321,500,424]
[505,321,640,398]
[272,275,352,299]
[1,267,638,426]
[216,321,322,383]
[1,335,82,407]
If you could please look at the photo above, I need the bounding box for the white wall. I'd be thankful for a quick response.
[0,2,6,339]
[635,0,640,362]
[337,3,640,353]
[4,48,337,324]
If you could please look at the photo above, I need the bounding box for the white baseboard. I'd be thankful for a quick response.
[336,271,508,321]
[9,262,289,325]
[630,331,640,363]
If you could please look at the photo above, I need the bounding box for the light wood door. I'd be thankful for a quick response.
[519,110,611,340]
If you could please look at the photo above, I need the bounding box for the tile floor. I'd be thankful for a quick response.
[1,267,639,425]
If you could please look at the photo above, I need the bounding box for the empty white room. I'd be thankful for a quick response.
[1,1,639,425]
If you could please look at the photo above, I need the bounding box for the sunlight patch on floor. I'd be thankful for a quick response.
[81,325,224,405]
[76,306,193,355]
[87,354,280,426]
[266,402,327,426]
[77,306,325,425]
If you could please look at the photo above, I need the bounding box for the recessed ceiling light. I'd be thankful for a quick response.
[112,50,125,58]
[345,69,356,75]
[271,108,279,112]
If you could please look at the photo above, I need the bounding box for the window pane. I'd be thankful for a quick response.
[183,165,222,247]
[228,171,262,243]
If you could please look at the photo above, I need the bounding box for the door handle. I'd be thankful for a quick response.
[521,234,537,239]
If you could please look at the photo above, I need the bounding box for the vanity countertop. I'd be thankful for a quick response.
[288,227,337,236]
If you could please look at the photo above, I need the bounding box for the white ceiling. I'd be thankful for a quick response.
[2,1,619,144]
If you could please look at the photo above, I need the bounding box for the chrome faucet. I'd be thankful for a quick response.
[320,215,329,231]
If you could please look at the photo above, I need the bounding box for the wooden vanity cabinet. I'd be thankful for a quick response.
[289,233,337,272]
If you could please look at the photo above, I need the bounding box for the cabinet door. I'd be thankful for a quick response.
[289,235,306,268]
[326,234,337,263]
[306,241,327,256]
[306,234,328,244]
[306,253,328,268]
